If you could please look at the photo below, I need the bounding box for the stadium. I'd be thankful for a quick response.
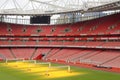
[0,0,120,80]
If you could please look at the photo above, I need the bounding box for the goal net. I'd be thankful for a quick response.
[35,62,51,67]
[45,65,71,75]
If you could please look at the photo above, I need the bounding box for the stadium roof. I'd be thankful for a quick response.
[0,0,120,15]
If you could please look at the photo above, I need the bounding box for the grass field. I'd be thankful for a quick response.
[0,61,120,80]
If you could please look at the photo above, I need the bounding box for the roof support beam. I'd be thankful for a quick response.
[29,0,71,11]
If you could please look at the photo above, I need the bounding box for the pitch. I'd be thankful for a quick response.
[0,61,120,80]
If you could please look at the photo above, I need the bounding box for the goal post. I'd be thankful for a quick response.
[15,58,24,62]
[4,58,23,64]
[5,59,8,64]
[47,65,71,73]
[22,60,37,64]
[35,62,51,67]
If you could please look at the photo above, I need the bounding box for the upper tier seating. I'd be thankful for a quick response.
[0,13,120,36]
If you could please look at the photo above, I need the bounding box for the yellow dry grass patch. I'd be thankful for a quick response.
[3,62,85,79]
[44,70,83,79]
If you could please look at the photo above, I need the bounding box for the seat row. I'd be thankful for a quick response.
[0,41,120,48]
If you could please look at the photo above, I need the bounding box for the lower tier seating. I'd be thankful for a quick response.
[0,48,14,60]
[32,48,51,59]
[0,48,120,68]
[45,48,120,68]
[11,48,35,59]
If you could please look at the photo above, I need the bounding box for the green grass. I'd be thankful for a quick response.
[0,62,120,80]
